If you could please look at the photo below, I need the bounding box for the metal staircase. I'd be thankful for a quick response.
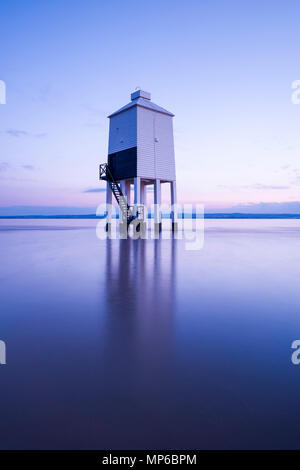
[99,163,140,227]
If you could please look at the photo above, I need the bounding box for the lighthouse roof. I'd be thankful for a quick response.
[108,90,174,118]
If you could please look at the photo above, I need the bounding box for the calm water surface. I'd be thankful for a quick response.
[0,219,300,449]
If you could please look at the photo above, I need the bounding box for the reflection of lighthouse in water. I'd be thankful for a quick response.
[102,237,176,387]
[103,237,177,365]
[99,238,181,447]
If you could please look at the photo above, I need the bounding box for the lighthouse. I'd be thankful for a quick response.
[100,89,177,232]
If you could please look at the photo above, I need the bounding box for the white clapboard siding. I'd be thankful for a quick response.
[153,112,176,181]
[108,106,137,154]
[137,107,175,180]
[137,107,155,179]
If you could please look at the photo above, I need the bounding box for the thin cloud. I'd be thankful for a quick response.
[6,129,47,138]
[223,201,300,214]
[291,176,300,186]
[22,165,35,171]
[0,161,10,172]
[34,133,47,138]
[0,206,96,216]
[83,188,106,193]
[219,183,290,190]
[246,183,290,190]
[6,129,29,137]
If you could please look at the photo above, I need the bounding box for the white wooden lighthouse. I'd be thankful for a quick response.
[100,89,177,232]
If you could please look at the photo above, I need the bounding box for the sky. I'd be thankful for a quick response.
[1,0,300,214]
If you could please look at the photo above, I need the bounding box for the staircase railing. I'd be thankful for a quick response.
[99,163,143,227]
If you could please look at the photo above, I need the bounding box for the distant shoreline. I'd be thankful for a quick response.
[1,214,300,220]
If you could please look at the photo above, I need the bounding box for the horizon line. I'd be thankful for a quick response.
[1,213,300,220]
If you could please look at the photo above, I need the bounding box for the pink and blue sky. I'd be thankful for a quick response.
[1,0,300,215]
